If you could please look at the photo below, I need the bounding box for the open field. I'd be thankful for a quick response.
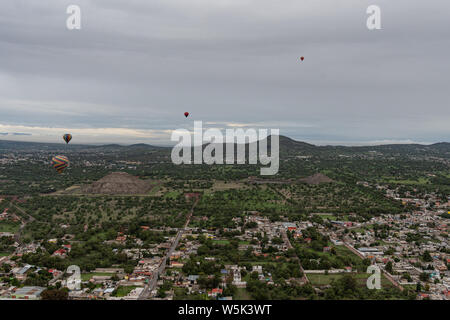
[81,272,115,281]
[210,180,249,192]
[112,286,138,297]
[383,177,430,185]
[0,221,20,233]
[307,272,395,288]
[234,288,253,300]
[164,191,181,199]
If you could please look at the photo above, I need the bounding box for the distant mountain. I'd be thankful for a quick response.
[277,135,315,149]
[429,142,450,151]
[0,139,64,151]
[0,136,448,157]
[193,134,316,158]
[0,140,163,152]
[222,135,450,158]
[126,143,166,150]
[99,144,124,148]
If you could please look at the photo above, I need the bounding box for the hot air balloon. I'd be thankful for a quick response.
[63,134,72,144]
[300,57,304,61]
[52,155,69,174]
[184,112,189,118]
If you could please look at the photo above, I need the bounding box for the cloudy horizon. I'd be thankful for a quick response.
[1,0,449,146]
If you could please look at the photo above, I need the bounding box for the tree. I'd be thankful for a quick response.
[340,274,357,293]
[385,261,393,274]
[157,288,166,298]
[401,273,412,282]
[419,273,429,282]
[124,265,134,274]
[40,288,69,300]
[422,251,432,262]
[250,271,259,280]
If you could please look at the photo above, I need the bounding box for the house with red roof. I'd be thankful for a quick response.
[208,288,223,298]
[418,293,429,300]
[185,193,200,201]
[293,231,302,239]
[52,249,67,258]
[116,235,127,242]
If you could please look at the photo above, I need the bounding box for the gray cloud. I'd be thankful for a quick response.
[0,0,449,145]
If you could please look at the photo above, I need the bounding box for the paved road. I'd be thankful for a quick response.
[138,199,197,300]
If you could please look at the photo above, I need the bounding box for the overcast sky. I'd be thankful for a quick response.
[0,0,449,146]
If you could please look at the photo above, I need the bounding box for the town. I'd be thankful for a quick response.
[0,183,448,300]
[0,138,448,300]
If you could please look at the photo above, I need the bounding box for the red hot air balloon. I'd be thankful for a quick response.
[184,112,189,118]
[300,57,304,61]
[52,155,69,174]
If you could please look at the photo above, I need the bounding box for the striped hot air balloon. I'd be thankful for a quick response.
[63,134,72,144]
[52,155,69,174]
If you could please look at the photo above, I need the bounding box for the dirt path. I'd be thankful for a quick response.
[343,242,404,291]
[281,228,309,284]
[5,200,34,245]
